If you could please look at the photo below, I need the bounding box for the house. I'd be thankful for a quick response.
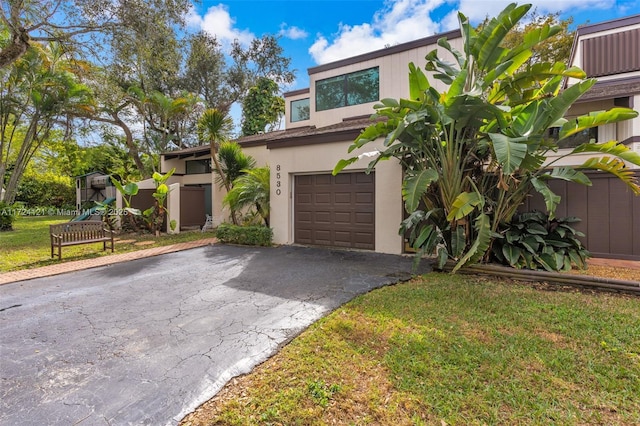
[158,14,639,260]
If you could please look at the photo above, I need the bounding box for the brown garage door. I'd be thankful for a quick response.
[295,172,375,250]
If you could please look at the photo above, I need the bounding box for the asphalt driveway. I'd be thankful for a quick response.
[0,244,428,425]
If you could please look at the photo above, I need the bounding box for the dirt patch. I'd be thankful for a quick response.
[567,264,639,282]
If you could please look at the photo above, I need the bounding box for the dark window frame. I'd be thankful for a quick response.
[315,67,379,112]
[290,97,310,122]
[185,159,211,175]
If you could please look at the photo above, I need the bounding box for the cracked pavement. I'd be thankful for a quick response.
[0,244,428,425]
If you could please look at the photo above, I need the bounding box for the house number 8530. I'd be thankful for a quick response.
[275,165,282,195]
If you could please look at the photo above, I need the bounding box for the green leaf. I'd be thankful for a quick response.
[489,133,528,175]
[447,191,483,221]
[402,170,439,212]
[123,183,139,196]
[560,108,638,140]
[437,246,449,270]
[539,167,592,186]
[572,140,640,167]
[577,157,640,195]
[333,157,359,175]
[475,3,530,70]
[451,225,466,258]
[502,244,522,266]
[531,177,561,219]
[408,62,430,101]
[453,213,491,272]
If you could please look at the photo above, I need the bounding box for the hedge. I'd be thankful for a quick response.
[215,223,272,246]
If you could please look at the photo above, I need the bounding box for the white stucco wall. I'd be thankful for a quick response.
[268,138,403,255]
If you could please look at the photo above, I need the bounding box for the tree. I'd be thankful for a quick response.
[492,9,575,66]
[197,108,238,224]
[0,0,191,69]
[213,141,256,190]
[334,3,639,272]
[241,77,285,136]
[0,41,94,204]
[183,33,295,114]
[224,167,270,226]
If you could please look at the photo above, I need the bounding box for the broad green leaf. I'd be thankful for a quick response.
[447,191,483,221]
[531,177,561,219]
[453,212,491,272]
[511,101,539,136]
[156,183,169,195]
[572,140,640,166]
[540,167,592,186]
[437,246,449,270]
[438,37,465,68]
[474,3,530,70]
[123,183,139,196]
[408,62,430,101]
[489,133,528,175]
[403,170,439,212]
[333,157,359,175]
[502,245,522,266]
[377,98,400,108]
[451,225,466,258]
[414,224,435,249]
[560,108,638,140]
[578,157,640,195]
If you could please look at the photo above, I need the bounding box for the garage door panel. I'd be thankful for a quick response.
[295,173,375,250]
[315,211,331,223]
[334,192,351,204]
[296,193,312,204]
[355,212,374,224]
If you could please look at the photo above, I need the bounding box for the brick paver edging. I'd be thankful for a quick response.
[0,238,218,286]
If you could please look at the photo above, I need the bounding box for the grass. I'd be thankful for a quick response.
[0,215,215,273]
[182,274,640,426]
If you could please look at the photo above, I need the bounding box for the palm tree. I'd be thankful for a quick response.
[214,141,256,191]
[223,167,270,226]
[197,108,236,223]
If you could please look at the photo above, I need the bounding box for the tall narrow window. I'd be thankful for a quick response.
[315,67,379,111]
[291,98,310,122]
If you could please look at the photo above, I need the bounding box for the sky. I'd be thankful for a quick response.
[186,0,640,92]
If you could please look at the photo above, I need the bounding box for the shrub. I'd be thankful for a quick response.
[0,201,16,231]
[15,172,75,208]
[491,211,590,272]
[215,223,272,246]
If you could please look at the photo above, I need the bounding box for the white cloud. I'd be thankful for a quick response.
[279,24,308,40]
[187,4,254,48]
[309,0,620,65]
[309,0,446,64]
[455,0,616,23]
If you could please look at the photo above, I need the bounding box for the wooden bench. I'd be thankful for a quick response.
[50,221,114,259]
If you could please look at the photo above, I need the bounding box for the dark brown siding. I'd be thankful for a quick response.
[295,172,375,250]
[180,186,206,229]
[131,189,166,232]
[582,29,640,78]
[522,171,640,260]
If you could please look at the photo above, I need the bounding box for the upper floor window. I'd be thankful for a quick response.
[186,159,211,174]
[291,98,310,122]
[315,67,379,112]
[547,126,598,149]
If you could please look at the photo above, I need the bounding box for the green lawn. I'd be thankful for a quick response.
[184,274,640,426]
[0,215,214,272]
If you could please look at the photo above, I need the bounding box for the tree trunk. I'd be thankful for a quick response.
[0,27,29,69]
[110,112,147,177]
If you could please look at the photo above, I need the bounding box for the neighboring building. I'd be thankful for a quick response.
[158,15,639,259]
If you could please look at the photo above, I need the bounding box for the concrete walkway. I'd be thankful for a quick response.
[0,244,427,425]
